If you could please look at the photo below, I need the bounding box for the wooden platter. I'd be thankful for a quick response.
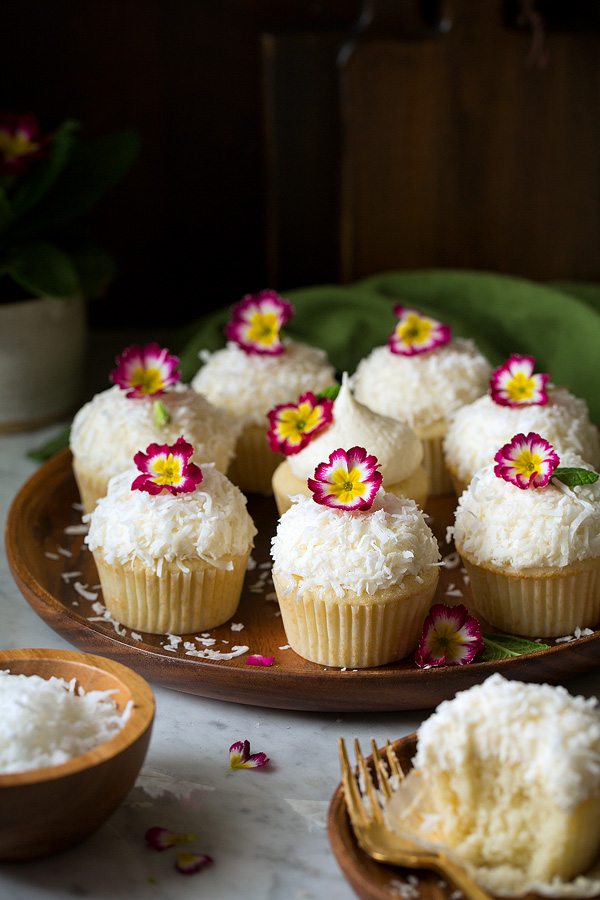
[6,449,600,712]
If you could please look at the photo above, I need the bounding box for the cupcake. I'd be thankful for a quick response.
[191,290,336,495]
[352,306,491,495]
[444,354,600,494]
[71,343,240,513]
[269,374,428,515]
[86,437,256,634]
[452,433,600,637]
[386,674,600,895]
[270,446,439,668]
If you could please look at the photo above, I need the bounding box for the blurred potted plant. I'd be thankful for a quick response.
[0,113,138,431]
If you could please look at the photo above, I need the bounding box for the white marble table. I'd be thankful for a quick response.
[2,428,600,900]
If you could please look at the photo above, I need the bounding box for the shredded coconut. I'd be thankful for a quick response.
[86,464,256,572]
[288,373,423,482]
[352,339,491,429]
[191,339,335,425]
[444,388,600,483]
[70,383,241,482]
[452,452,600,570]
[0,670,131,773]
[271,492,439,597]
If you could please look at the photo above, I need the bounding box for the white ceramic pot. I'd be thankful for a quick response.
[0,295,86,432]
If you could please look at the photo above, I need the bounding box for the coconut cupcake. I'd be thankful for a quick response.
[269,374,428,515]
[386,674,600,896]
[71,343,240,513]
[352,306,491,495]
[452,433,600,637]
[86,437,256,634]
[445,354,600,495]
[191,290,336,495]
[270,446,439,668]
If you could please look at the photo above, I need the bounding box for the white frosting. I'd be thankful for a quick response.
[270,492,439,597]
[86,464,256,572]
[70,384,240,480]
[415,675,600,812]
[191,339,336,426]
[444,388,600,484]
[352,339,491,430]
[452,452,600,570]
[287,374,423,483]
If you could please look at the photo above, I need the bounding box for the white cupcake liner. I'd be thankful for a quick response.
[93,552,249,634]
[417,430,454,496]
[227,424,282,495]
[72,460,109,514]
[272,569,438,668]
[460,551,600,637]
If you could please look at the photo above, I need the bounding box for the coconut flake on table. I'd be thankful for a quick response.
[0,670,131,774]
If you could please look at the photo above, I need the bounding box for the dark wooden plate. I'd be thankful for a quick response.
[6,449,600,712]
[328,735,600,900]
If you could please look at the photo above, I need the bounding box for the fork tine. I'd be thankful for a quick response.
[338,738,367,827]
[354,738,384,823]
[385,739,405,781]
[370,738,392,800]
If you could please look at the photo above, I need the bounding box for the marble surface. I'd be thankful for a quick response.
[2,428,600,900]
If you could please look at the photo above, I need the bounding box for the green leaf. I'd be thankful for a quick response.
[552,467,599,487]
[316,384,340,401]
[70,240,116,299]
[8,241,80,298]
[480,633,551,662]
[9,120,79,219]
[28,426,70,462]
[153,399,171,427]
[15,129,140,237]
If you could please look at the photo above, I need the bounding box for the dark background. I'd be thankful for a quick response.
[3,0,600,326]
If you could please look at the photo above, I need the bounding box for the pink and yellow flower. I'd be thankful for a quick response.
[307,446,382,511]
[111,343,180,399]
[388,306,451,356]
[0,113,48,176]
[225,290,294,355]
[490,354,549,407]
[415,604,483,668]
[175,852,214,875]
[145,826,197,851]
[229,739,269,769]
[494,431,559,490]
[132,436,203,495]
[267,391,334,455]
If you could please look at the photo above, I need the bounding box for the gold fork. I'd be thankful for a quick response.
[338,738,492,900]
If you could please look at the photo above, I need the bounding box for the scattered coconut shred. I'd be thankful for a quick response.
[0,670,132,774]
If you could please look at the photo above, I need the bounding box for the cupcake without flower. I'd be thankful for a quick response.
[452,432,600,637]
[269,374,428,515]
[270,446,439,668]
[444,354,600,495]
[191,290,335,495]
[352,306,491,495]
[86,437,256,634]
[71,343,240,513]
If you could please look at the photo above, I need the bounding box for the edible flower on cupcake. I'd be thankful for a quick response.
[192,290,335,495]
[452,432,600,637]
[269,374,428,515]
[270,445,439,668]
[353,305,491,495]
[444,354,600,494]
[70,343,240,513]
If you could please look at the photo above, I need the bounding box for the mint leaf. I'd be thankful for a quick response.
[552,467,599,487]
[317,384,340,401]
[480,633,551,662]
[153,399,170,427]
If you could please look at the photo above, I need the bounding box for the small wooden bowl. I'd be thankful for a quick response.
[0,648,155,861]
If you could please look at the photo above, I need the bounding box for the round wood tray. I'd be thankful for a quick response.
[6,449,600,712]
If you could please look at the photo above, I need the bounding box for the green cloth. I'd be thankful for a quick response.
[32,269,600,461]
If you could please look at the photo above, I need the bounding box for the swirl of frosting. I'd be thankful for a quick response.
[287,374,423,484]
